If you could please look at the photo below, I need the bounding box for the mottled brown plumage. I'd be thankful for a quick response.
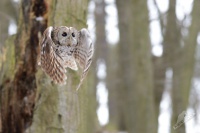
[39,26,94,90]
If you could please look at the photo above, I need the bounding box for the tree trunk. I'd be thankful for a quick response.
[1,0,48,132]
[116,0,157,132]
[170,0,200,132]
[115,0,132,131]
[1,0,97,133]
[128,0,157,132]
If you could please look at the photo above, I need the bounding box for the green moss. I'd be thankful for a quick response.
[0,35,16,84]
[31,69,61,132]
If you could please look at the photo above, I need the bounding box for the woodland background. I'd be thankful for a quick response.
[0,0,200,133]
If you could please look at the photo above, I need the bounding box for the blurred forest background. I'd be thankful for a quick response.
[0,0,200,133]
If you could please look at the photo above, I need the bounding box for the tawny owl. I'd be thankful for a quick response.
[39,26,94,91]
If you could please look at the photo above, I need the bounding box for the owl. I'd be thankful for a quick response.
[39,26,94,91]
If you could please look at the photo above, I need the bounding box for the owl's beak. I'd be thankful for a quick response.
[67,37,72,47]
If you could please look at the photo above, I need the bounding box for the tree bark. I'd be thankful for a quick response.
[116,0,157,132]
[170,0,200,132]
[1,0,48,132]
[115,0,132,131]
[128,0,157,132]
[1,0,97,133]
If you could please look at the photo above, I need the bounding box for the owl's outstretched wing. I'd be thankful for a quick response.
[73,28,94,91]
[40,27,67,84]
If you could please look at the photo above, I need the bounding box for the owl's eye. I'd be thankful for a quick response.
[72,33,75,37]
[62,32,67,37]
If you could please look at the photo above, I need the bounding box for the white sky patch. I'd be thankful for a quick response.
[158,90,172,133]
[12,0,19,3]
[97,82,108,104]
[186,108,199,132]
[176,0,193,21]
[152,45,163,57]
[149,20,163,45]
[96,60,108,126]
[148,0,159,20]
[148,0,164,57]
[96,82,109,126]
[182,15,192,28]
[149,16,163,56]
[166,68,173,79]
[188,69,200,132]
[87,0,96,42]
[158,68,173,133]
[35,16,44,21]
[105,0,115,4]
[97,106,109,126]
[97,61,106,79]
[193,78,200,93]
[197,32,200,45]
[105,0,119,45]
[155,0,169,13]
[190,78,200,131]
[8,20,17,35]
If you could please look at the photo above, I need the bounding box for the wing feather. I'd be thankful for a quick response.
[40,27,67,84]
[73,28,94,90]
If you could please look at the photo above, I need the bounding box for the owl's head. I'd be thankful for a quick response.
[51,26,78,47]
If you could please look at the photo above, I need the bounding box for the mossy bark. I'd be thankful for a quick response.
[1,0,48,132]
[1,0,97,133]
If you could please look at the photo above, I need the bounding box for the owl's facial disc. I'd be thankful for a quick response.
[55,26,70,46]
[69,27,78,46]
[52,26,78,47]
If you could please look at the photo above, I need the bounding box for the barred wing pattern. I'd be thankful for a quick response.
[74,28,94,91]
[39,26,93,90]
[40,27,67,84]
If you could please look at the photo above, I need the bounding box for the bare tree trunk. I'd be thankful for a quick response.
[115,0,132,131]
[170,0,200,132]
[161,0,183,133]
[107,45,121,130]
[115,0,157,132]
[128,0,157,132]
